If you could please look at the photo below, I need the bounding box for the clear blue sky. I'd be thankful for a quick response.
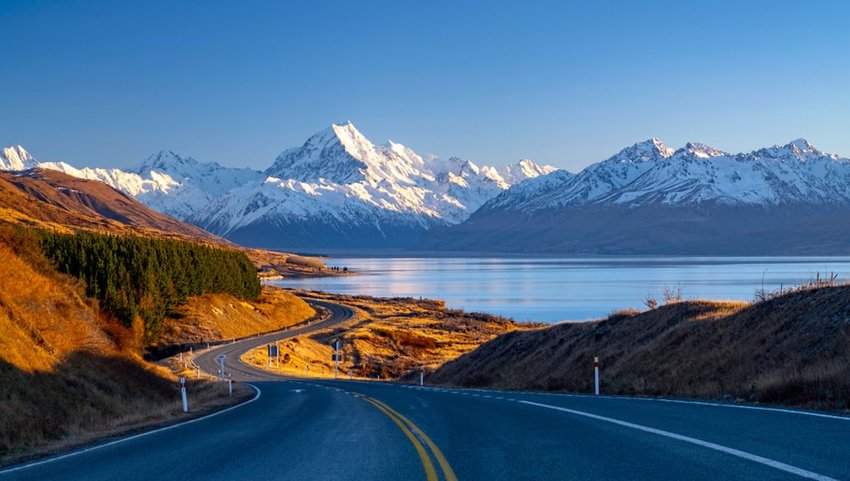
[2,0,849,171]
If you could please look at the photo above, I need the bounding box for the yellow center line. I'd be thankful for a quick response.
[368,397,459,481]
[362,396,438,481]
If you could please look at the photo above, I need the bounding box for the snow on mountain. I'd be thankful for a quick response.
[0,146,264,219]
[424,138,850,255]
[196,122,557,243]
[501,158,559,184]
[1,145,38,170]
[2,123,554,247]
[485,138,850,213]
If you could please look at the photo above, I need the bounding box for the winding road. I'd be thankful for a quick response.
[2,299,849,481]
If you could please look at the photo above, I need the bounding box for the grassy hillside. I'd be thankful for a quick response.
[0,235,231,462]
[0,175,321,462]
[430,287,850,410]
[0,225,298,463]
[154,286,315,347]
[0,169,220,242]
[242,291,539,379]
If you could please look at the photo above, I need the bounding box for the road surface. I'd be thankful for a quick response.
[2,299,849,481]
[193,299,355,381]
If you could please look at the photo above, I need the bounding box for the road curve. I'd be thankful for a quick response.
[2,298,849,481]
[193,299,354,381]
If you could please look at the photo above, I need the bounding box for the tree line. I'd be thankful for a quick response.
[39,231,260,339]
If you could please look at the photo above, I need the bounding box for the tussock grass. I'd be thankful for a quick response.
[430,291,850,410]
[0,230,247,464]
[242,291,539,380]
[153,286,315,346]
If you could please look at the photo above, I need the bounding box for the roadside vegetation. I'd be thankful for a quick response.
[0,228,252,465]
[0,224,307,464]
[40,230,261,341]
[152,286,315,348]
[243,291,541,380]
[429,283,850,411]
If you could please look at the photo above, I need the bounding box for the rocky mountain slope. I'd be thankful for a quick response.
[421,138,850,254]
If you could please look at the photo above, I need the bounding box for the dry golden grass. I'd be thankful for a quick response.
[242,291,540,380]
[431,292,850,411]
[0,234,249,464]
[153,286,315,347]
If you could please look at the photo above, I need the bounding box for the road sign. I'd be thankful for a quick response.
[268,345,279,357]
[331,353,343,361]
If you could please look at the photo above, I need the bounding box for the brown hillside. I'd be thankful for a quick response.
[430,288,850,410]
[0,236,181,459]
[242,291,539,380]
[0,168,221,242]
[0,169,336,277]
[153,286,315,347]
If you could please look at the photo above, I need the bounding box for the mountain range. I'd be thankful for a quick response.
[5,129,850,254]
[1,123,554,249]
[421,137,850,254]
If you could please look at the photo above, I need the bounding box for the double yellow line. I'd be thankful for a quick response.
[360,395,458,481]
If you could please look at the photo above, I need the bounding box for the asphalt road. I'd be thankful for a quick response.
[2,300,849,481]
[193,299,355,381]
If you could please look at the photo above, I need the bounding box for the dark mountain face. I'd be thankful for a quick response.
[419,203,850,255]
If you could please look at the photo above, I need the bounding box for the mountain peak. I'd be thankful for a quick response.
[783,138,824,156]
[266,122,380,184]
[136,150,200,175]
[0,145,38,171]
[678,142,727,159]
[605,138,674,164]
[501,159,559,184]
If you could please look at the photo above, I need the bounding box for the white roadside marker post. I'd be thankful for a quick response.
[420,370,424,386]
[594,356,600,396]
[333,339,340,380]
[228,374,233,397]
[195,365,200,379]
[180,377,189,413]
[216,354,226,382]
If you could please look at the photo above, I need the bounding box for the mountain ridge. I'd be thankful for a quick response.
[2,122,556,249]
[421,137,850,255]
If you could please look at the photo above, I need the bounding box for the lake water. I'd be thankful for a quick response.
[270,257,850,323]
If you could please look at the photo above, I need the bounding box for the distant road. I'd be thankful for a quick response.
[3,299,849,481]
[193,299,354,381]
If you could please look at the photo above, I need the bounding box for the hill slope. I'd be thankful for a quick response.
[0,168,221,242]
[430,286,850,409]
[0,233,179,459]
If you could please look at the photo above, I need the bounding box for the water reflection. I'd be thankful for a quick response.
[270,257,850,323]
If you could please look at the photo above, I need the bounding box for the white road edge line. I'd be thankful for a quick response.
[0,384,263,474]
[649,398,850,421]
[443,386,850,422]
[519,400,838,481]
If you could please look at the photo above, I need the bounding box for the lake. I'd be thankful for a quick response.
[270,257,850,323]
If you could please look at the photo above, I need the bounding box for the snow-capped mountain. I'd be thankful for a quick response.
[1,145,38,170]
[422,138,850,255]
[21,150,262,220]
[486,138,850,212]
[1,122,555,248]
[194,122,556,247]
